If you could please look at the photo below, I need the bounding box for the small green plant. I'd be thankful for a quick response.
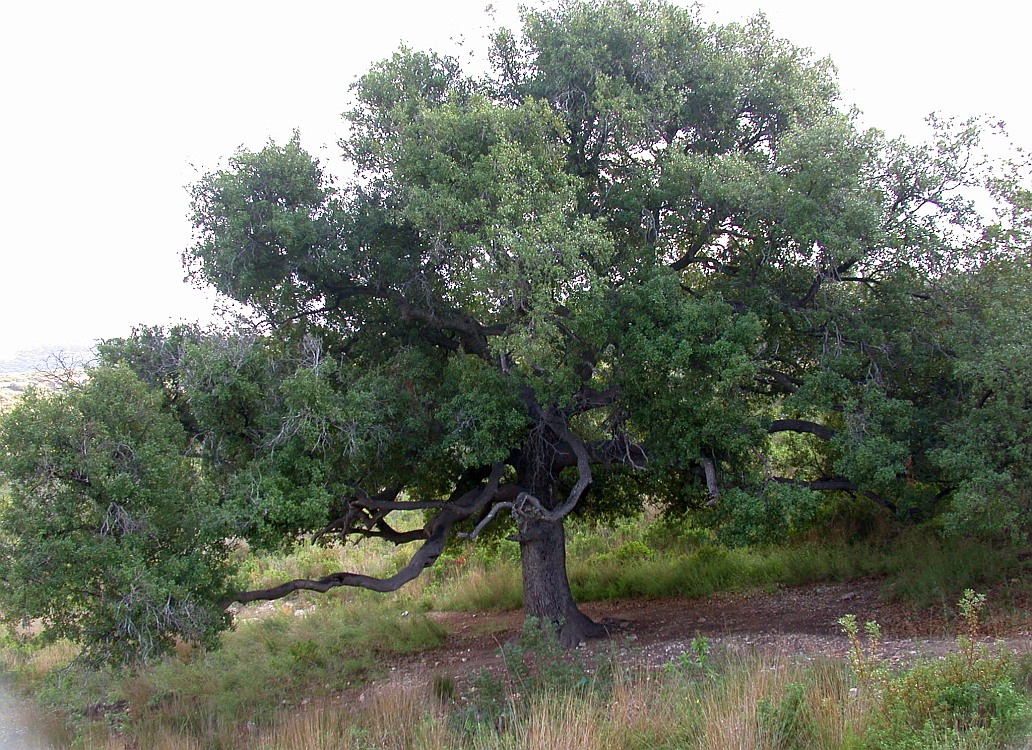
[838,613,885,690]
[665,635,715,678]
[956,588,987,665]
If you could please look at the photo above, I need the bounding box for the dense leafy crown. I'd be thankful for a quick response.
[179,0,1022,532]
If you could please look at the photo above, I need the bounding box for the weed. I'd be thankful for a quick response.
[838,613,887,691]
[665,635,715,679]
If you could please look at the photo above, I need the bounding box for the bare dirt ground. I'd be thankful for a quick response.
[387,579,1032,688]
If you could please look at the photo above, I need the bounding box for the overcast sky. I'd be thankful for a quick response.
[1,0,1028,359]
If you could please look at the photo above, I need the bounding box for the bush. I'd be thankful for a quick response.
[865,655,1030,749]
[849,591,1032,750]
[0,368,236,664]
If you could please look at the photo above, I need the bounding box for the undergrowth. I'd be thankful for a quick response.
[53,591,1031,750]
[4,510,1032,749]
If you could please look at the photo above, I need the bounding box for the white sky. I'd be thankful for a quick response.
[1,0,1029,359]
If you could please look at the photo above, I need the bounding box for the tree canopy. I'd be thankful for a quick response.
[1,0,1029,658]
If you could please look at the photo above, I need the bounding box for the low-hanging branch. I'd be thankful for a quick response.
[768,418,836,441]
[228,462,506,606]
[770,475,897,513]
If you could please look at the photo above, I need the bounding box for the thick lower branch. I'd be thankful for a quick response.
[228,463,506,608]
[232,524,449,604]
[768,418,836,441]
[770,476,896,513]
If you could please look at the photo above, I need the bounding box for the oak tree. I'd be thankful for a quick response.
[171,0,1029,644]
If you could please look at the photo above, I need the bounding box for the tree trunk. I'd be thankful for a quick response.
[517,514,606,647]
[513,413,605,647]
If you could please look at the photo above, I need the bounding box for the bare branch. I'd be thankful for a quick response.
[545,419,593,520]
[701,457,720,504]
[768,419,836,441]
[459,501,514,540]
[229,463,507,607]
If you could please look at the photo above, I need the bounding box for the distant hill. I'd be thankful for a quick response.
[0,345,96,375]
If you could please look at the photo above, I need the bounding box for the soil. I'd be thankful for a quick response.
[384,578,1032,689]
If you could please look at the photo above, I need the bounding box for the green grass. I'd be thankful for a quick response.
[427,516,1032,614]
[4,594,446,746]
[52,625,1032,750]
[882,530,1030,610]
[5,512,1032,749]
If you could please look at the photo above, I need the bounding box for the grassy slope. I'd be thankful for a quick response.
[2,516,1032,749]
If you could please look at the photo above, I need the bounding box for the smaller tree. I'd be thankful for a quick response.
[0,366,234,664]
[933,254,1032,541]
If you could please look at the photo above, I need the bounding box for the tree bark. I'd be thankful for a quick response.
[517,514,606,646]
[513,423,606,647]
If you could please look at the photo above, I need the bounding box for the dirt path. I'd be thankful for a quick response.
[389,579,1032,687]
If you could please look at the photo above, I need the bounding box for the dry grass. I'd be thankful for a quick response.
[62,648,1032,750]
[510,693,606,750]
[7,639,79,677]
[253,705,350,750]
[604,668,684,747]
[360,681,451,750]
[431,561,523,612]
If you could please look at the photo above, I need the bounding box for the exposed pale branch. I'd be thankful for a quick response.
[460,501,514,540]
[548,418,593,520]
[701,457,720,504]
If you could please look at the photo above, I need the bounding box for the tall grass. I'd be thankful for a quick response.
[6,512,1032,749]
[73,642,1022,750]
[430,516,1031,614]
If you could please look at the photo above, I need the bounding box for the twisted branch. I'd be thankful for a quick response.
[229,463,506,607]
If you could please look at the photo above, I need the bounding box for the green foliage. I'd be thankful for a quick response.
[9,0,1029,662]
[709,484,825,546]
[931,257,1032,542]
[173,0,1025,559]
[0,367,235,664]
[842,593,1032,750]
